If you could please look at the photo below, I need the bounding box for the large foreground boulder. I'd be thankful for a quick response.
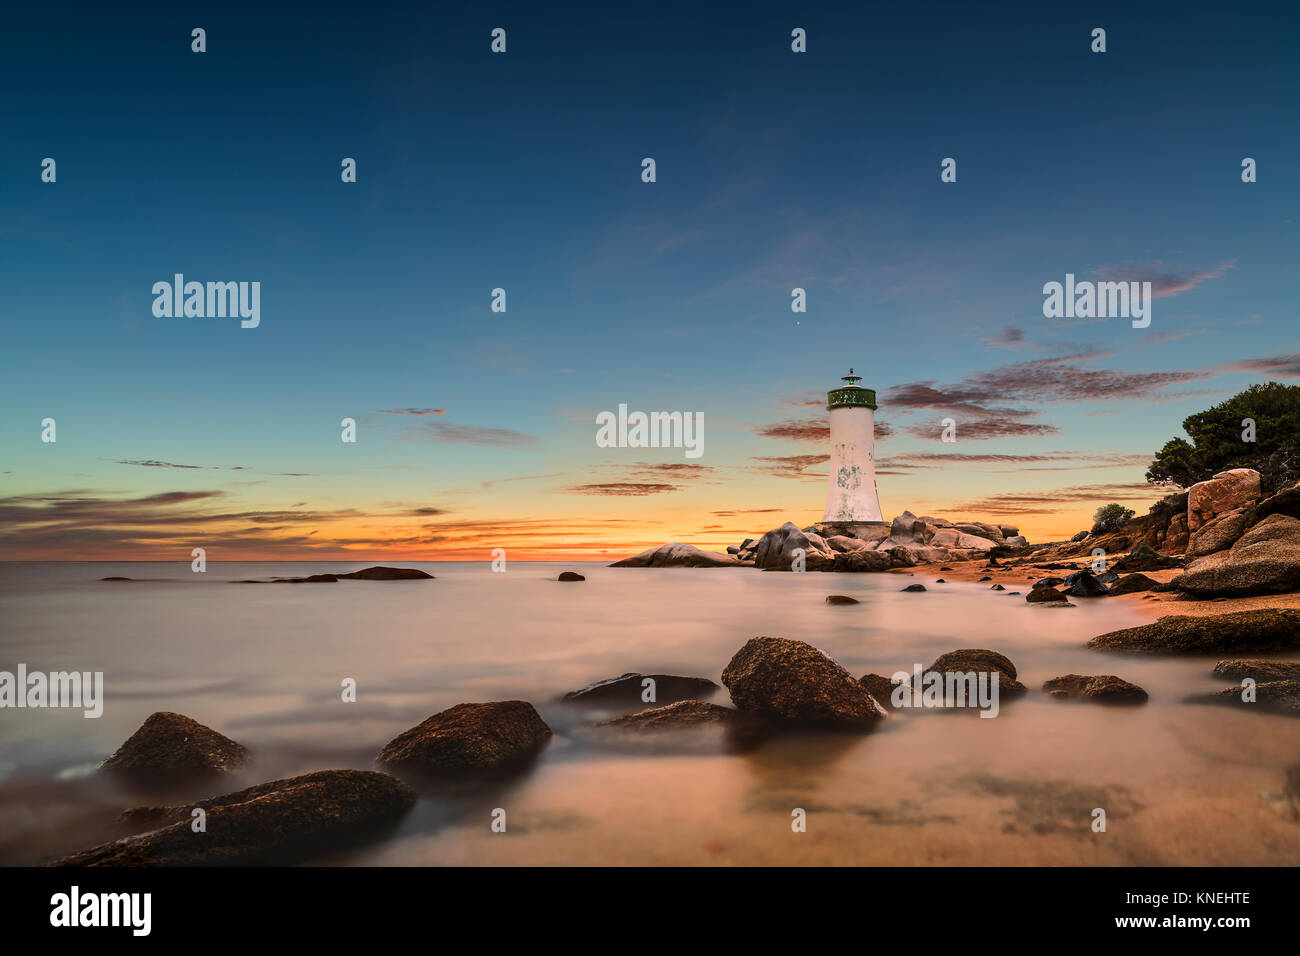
[1087,609,1300,654]
[610,542,748,568]
[561,673,719,706]
[100,712,248,780]
[721,637,886,723]
[1042,674,1148,704]
[1173,514,1300,597]
[56,770,415,866]
[376,701,552,772]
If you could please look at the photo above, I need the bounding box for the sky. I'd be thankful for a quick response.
[1,1,1298,561]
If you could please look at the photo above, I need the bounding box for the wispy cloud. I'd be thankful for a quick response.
[1094,260,1235,299]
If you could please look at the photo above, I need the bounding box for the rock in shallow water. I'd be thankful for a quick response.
[609,542,748,568]
[901,584,927,592]
[561,672,719,706]
[1087,609,1300,654]
[1026,585,1071,604]
[377,701,552,771]
[825,594,860,605]
[1208,679,1300,715]
[1213,659,1300,682]
[926,649,1027,699]
[597,700,737,729]
[1042,674,1148,704]
[722,637,886,724]
[336,566,433,580]
[56,770,416,866]
[557,571,585,581]
[100,712,248,780]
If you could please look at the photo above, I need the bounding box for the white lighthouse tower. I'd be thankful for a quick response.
[822,369,884,523]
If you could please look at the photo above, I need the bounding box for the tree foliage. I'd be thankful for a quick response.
[1092,503,1135,534]
[1146,382,1300,492]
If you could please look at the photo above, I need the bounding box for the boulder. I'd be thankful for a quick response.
[1213,660,1300,682]
[825,594,860,605]
[1004,535,1029,548]
[721,637,886,723]
[1063,570,1109,598]
[1026,586,1070,604]
[1173,514,1300,597]
[930,528,999,551]
[562,673,719,706]
[336,566,433,580]
[1107,573,1160,596]
[1042,674,1148,704]
[1187,510,1248,558]
[557,571,586,582]
[1086,609,1300,654]
[926,648,1027,698]
[826,535,871,553]
[1187,468,1262,531]
[596,700,737,730]
[1255,481,1300,523]
[1034,576,1065,588]
[998,524,1020,538]
[376,701,552,771]
[1113,542,1183,573]
[100,712,248,780]
[610,542,748,568]
[57,770,415,866]
[832,549,894,572]
[1209,679,1300,716]
[859,673,901,709]
[751,522,832,571]
[901,584,927,592]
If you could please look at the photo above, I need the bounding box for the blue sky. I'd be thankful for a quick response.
[2,1,1297,559]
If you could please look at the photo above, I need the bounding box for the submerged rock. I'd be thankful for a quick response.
[825,594,860,605]
[100,712,248,780]
[1212,660,1300,682]
[610,542,748,568]
[901,584,927,592]
[376,701,552,772]
[336,566,433,580]
[561,672,719,706]
[1208,679,1300,716]
[597,700,737,730]
[721,637,886,724]
[1042,674,1148,704]
[1087,609,1300,654]
[557,571,586,582]
[58,770,415,866]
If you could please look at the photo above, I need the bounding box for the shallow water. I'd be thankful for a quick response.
[2,561,1298,865]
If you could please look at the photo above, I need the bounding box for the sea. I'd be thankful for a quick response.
[1,560,1298,866]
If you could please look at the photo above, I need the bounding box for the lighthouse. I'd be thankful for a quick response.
[822,369,884,523]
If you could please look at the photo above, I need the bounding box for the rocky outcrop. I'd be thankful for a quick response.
[1255,480,1300,523]
[1213,660,1300,682]
[557,571,586,581]
[1173,514,1300,597]
[100,712,248,780]
[831,549,894,572]
[1042,674,1148,704]
[561,673,719,706]
[376,701,552,772]
[337,566,433,580]
[1087,609,1300,654]
[721,637,886,724]
[749,522,831,570]
[58,770,415,866]
[1187,468,1262,532]
[610,542,749,568]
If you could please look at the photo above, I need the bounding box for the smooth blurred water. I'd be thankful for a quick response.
[2,561,1299,865]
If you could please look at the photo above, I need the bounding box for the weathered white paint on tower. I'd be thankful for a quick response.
[823,369,884,523]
